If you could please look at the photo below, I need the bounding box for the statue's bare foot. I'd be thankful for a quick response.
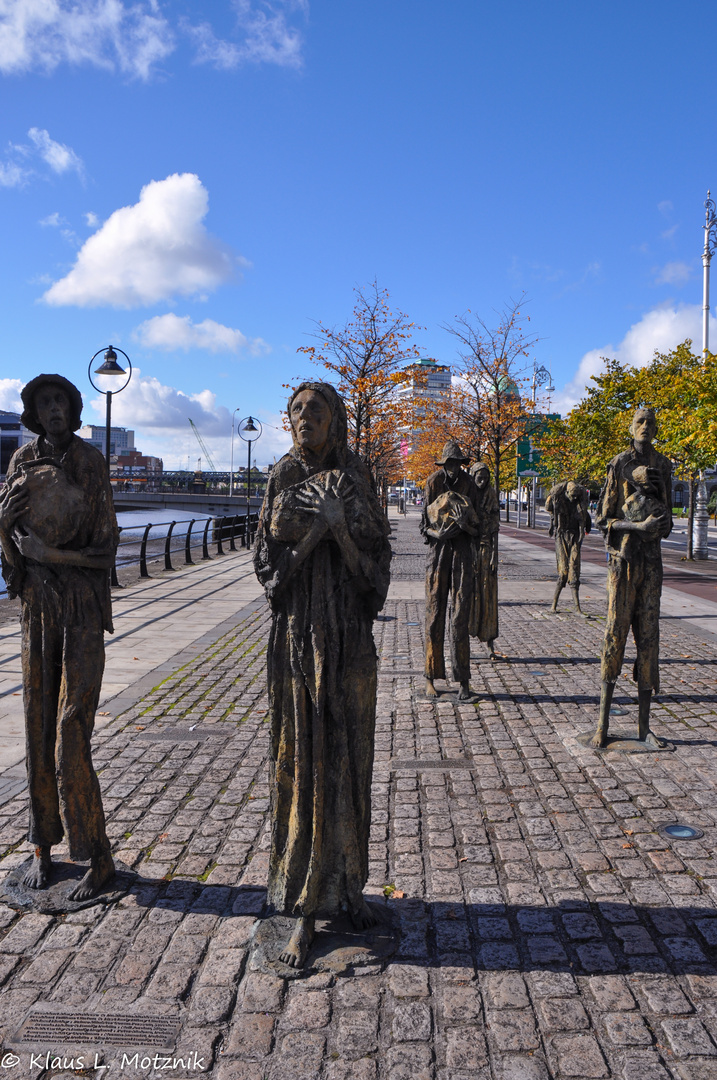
[589,729,608,749]
[551,603,559,613]
[67,850,115,902]
[457,682,473,701]
[642,730,667,750]
[351,900,379,931]
[279,915,315,968]
[425,679,438,698]
[24,846,51,889]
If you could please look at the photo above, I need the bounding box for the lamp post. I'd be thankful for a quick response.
[88,346,132,473]
[229,407,241,497]
[525,363,554,527]
[238,416,262,545]
[702,191,717,356]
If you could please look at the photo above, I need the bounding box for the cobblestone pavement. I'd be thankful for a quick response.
[0,513,717,1079]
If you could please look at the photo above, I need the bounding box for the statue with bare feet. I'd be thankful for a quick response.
[0,375,118,903]
[468,461,501,659]
[254,382,391,968]
[545,480,592,614]
[422,441,481,701]
[588,408,672,751]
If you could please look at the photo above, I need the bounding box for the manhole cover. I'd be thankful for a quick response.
[14,1012,179,1048]
[659,823,704,840]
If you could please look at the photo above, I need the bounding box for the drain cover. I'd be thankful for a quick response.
[15,1011,178,1047]
[659,823,704,841]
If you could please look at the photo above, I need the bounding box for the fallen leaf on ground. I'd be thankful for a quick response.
[135,725,145,730]
[133,657,140,660]
[98,711,111,716]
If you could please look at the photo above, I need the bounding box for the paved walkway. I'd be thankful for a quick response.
[0,512,716,1079]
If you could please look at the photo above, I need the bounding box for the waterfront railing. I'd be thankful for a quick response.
[112,513,260,587]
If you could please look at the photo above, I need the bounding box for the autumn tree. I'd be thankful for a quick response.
[435,297,538,508]
[538,342,717,557]
[297,281,423,488]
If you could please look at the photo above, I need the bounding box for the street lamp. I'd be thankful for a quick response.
[238,416,262,545]
[88,346,132,473]
[520,364,554,527]
[229,407,241,497]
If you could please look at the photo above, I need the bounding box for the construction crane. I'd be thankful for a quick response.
[188,418,217,472]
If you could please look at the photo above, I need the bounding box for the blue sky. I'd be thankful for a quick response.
[1,1,715,468]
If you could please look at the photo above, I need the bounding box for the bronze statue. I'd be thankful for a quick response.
[590,408,672,749]
[0,375,118,900]
[545,480,592,614]
[253,382,391,968]
[468,461,500,657]
[422,440,481,700]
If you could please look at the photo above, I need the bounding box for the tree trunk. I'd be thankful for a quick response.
[687,473,695,560]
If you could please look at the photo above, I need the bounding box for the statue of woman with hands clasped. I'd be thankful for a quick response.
[254,382,391,968]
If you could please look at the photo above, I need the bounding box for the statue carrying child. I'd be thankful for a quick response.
[0,375,118,902]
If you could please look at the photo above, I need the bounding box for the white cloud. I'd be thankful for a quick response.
[28,127,82,174]
[0,159,25,186]
[187,0,307,70]
[0,377,23,413]
[554,303,717,414]
[0,0,175,80]
[88,367,291,468]
[134,313,269,355]
[655,260,692,286]
[658,200,673,216]
[42,173,235,308]
[84,211,99,227]
[39,211,64,226]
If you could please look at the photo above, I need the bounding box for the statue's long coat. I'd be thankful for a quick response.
[0,435,118,860]
[254,448,391,918]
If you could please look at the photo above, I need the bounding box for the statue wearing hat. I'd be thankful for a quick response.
[421,440,481,700]
[0,375,118,901]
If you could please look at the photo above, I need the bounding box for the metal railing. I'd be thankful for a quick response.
[112,513,260,587]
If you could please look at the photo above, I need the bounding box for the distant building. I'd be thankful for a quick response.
[78,425,135,457]
[398,358,452,450]
[401,358,452,404]
[116,448,163,477]
[0,411,33,476]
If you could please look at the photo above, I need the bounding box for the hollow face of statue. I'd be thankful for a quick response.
[291,389,332,457]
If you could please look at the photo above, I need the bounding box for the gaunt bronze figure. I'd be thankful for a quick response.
[0,376,117,901]
[422,441,481,700]
[591,408,672,749]
[253,382,391,967]
[545,480,592,614]
[468,461,500,658]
